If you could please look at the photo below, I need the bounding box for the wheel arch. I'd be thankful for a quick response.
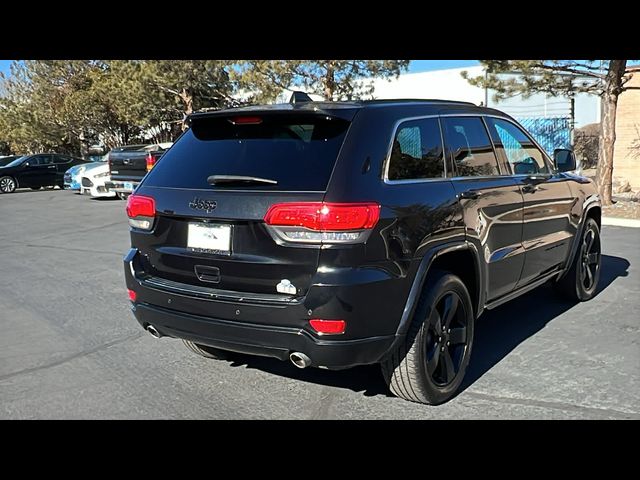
[393,241,482,341]
[559,200,601,280]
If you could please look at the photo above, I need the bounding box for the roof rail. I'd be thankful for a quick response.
[363,98,476,106]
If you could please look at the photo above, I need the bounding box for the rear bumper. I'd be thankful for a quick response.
[106,180,139,193]
[132,302,394,368]
[124,248,404,369]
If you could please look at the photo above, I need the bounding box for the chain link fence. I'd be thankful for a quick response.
[515,117,571,156]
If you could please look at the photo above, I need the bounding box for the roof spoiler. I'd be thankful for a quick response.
[289,91,313,104]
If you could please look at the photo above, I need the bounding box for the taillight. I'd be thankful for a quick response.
[146,153,156,172]
[264,202,380,244]
[309,319,346,335]
[126,194,156,230]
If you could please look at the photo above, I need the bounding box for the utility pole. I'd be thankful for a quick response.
[484,68,488,107]
[570,95,576,147]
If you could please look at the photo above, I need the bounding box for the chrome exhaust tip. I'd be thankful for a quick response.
[146,325,161,339]
[289,352,311,369]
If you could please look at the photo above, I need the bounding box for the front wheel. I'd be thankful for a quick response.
[0,176,17,193]
[556,217,601,301]
[381,270,475,405]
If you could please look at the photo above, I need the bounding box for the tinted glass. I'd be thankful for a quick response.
[53,155,70,164]
[39,155,54,165]
[144,114,350,191]
[0,156,19,167]
[388,118,444,180]
[4,156,27,168]
[442,117,499,177]
[485,118,549,175]
[27,156,44,166]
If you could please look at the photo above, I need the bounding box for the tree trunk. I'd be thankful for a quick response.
[324,63,335,101]
[596,60,627,206]
[180,88,194,131]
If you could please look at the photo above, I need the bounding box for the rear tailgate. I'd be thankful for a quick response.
[132,110,356,297]
[109,146,150,181]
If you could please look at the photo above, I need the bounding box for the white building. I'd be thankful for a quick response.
[369,66,600,129]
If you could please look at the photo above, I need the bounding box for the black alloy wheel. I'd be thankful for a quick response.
[423,291,469,387]
[382,270,475,405]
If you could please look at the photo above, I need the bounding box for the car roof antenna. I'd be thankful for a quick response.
[289,91,313,104]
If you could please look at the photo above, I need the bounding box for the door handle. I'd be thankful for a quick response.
[459,191,480,200]
[47,166,56,169]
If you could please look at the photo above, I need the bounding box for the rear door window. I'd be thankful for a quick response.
[144,114,351,191]
[441,117,500,177]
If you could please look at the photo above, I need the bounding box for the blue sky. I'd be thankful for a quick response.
[0,60,478,77]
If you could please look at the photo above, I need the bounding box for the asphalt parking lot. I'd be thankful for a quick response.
[0,189,638,419]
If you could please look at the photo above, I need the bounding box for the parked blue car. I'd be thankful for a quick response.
[64,164,84,190]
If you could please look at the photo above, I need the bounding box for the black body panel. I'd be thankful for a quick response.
[124,99,600,369]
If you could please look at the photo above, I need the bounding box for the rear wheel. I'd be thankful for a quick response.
[183,340,231,360]
[557,217,601,301]
[381,270,475,405]
[0,176,16,193]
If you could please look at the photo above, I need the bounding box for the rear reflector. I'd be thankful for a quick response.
[127,289,137,302]
[309,319,346,335]
[264,202,380,231]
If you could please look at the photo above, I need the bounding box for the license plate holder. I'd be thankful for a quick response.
[187,223,231,255]
[123,182,134,191]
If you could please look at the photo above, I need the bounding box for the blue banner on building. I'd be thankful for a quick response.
[516,117,571,155]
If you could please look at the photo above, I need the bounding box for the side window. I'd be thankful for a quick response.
[485,118,549,175]
[387,117,444,181]
[53,155,70,164]
[441,117,499,177]
[27,156,43,166]
[40,155,54,165]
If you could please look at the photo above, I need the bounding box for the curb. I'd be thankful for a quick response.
[602,217,640,228]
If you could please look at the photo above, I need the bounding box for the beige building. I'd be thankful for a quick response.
[614,68,640,190]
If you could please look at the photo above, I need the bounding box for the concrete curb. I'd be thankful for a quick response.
[602,217,640,228]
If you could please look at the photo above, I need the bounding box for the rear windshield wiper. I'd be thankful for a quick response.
[207,175,278,186]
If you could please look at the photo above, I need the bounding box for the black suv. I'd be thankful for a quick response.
[123,98,601,404]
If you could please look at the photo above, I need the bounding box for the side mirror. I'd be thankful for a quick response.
[554,149,577,172]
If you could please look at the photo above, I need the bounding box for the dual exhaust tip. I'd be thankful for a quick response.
[146,324,161,339]
[146,324,312,369]
[289,352,311,369]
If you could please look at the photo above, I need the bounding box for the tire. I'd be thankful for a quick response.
[381,270,475,405]
[0,176,17,193]
[556,217,601,301]
[183,340,231,360]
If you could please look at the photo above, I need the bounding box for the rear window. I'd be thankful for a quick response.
[143,114,351,191]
